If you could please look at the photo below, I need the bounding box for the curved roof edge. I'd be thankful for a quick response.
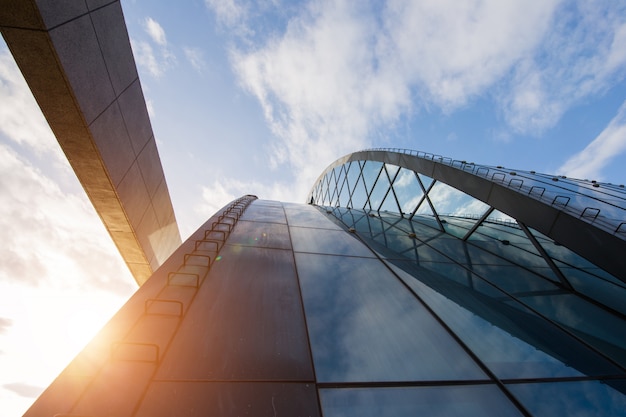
[310,149,626,282]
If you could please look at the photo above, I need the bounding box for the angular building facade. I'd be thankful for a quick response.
[23,149,626,416]
[3,2,626,416]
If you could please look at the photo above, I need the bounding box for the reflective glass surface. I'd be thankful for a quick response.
[516,293,626,368]
[309,151,626,406]
[240,204,287,223]
[428,181,490,219]
[295,253,487,382]
[157,245,313,381]
[226,220,291,249]
[290,227,375,258]
[393,168,425,214]
[320,385,523,417]
[387,262,621,379]
[507,380,626,417]
[283,204,343,230]
[310,152,626,372]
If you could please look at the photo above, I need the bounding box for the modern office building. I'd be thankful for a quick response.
[19,148,626,417]
[3,2,626,416]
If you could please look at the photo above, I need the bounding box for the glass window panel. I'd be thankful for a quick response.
[427,181,490,228]
[486,209,517,225]
[327,168,339,206]
[388,261,622,378]
[332,207,365,230]
[418,173,434,190]
[367,164,392,212]
[317,181,325,205]
[335,165,349,207]
[555,261,626,316]
[295,253,487,382]
[440,216,477,238]
[379,213,444,239]
[424,236,470,262]
[360,161,384,204]
[465,241,543,267]
[240,205,287,223]
[424,237,557,295]
[311,180,321,204]
[529,227,625,286]
[157,246,313,381]
[394,168,425,214]
[517,293,626,368]
[413,201,441,230]
[325,170,336,205]
[289,227,375,258]
[137,381,321,417]
[320,174,328,206]
[470,264,558,295]
[319,385,523,417]
[469,221,527,245]
[343,162,358,208]
[415,198,436,216]
[507,380,626,417]
[379,164,402,214]
[310,182,318,204]
[349,161,369,209]
[373,232,452,264]
[379,187,402,214]
[284,205,343,230]
[352,212,388,237]
[227,220,291,249]
[333,166,344,205]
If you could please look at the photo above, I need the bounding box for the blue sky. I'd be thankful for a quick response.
[1,0,626,415]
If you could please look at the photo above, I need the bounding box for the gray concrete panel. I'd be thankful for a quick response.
[137,137,165,198]
[91,1,137,95]
[136,204,160,269]
[0,1,42,29]
[118,78,153,153]
[49,14,116,124]
[152,179,177,227]
[117,161,151,230]
[34,0,87,29]
[86,0,118,11]
[89,102,135,187]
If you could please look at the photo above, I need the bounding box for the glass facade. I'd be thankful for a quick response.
[25,150,626,416]
[306,149,626,416]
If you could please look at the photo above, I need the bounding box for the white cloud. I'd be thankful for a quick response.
[558,100,626,180]
[502,2,626,134]
[381,0,559,110]
[230,0,565,200]
[0,49,60,157]
[131,40,164,78]
[0,143,135,293]
[132,17,176,79]
[183,47,206,73]
[143,17,167,46]
[205,0,247,27]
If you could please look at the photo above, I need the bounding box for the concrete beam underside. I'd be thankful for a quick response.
[0,0,181,285]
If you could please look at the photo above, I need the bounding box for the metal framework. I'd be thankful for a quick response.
[309,149,626,283]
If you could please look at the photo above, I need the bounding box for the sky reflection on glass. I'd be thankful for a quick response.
[320,385,523,417]
[387,263,620,379]
[295,253,486,383]
[507,380,626,417]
